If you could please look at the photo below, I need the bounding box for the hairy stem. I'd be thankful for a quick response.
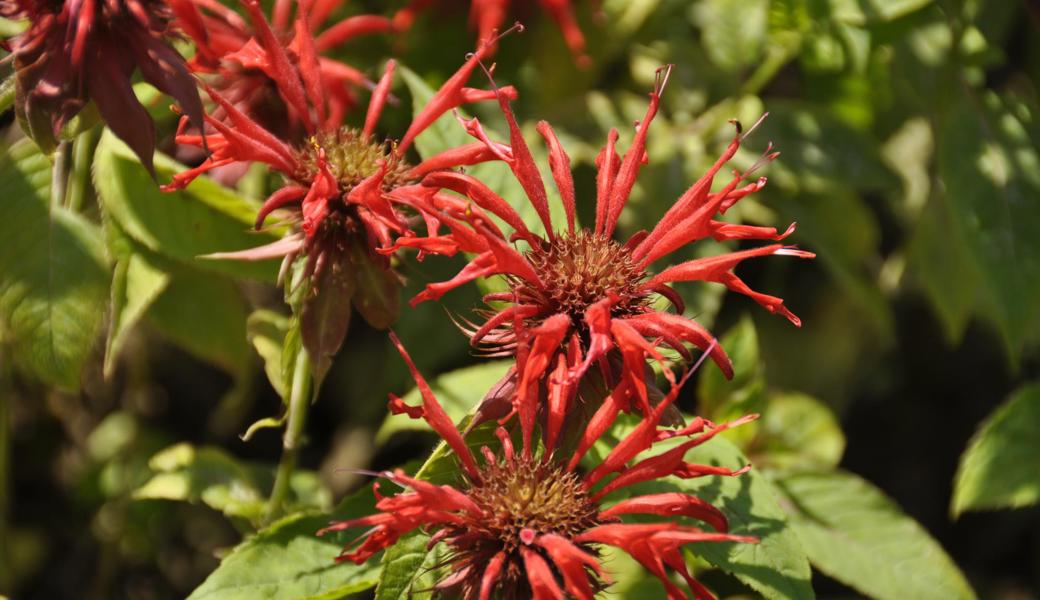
[265,346,312,521]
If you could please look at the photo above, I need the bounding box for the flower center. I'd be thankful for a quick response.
[468,456,600,552]
[292,127,412,193]
[520,230,650,321]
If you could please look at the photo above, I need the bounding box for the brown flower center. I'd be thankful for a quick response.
[442,456,601,599]
[292,127,413,193]
[520,230,650,321]
[469,456,600,551]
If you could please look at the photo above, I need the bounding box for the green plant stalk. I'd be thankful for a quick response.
[50,140,70,210]
[66,127,99,212]
[265,347,312,521]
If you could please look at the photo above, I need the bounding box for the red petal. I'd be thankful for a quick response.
[536,120,576,233]
[388,332,481,479]
[521,546,566,600]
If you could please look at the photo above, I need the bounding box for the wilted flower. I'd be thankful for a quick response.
[164,3,519,370]
[393,0,591,66]
[170,0,394,138]
[1,0,204,172]
[319,332,757,600]
[394,65,813,416]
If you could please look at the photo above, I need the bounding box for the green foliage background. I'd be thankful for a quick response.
[2,0,1039,598]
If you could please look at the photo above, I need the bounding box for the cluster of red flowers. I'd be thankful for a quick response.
[1,0,812,596]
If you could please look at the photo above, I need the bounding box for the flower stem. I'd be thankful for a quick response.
[265,346,312,521]
[66,127,99,212]
[50,140,71,210]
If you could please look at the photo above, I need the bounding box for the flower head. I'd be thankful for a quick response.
[319,332,757,600]
[395,65,814,416]
[169,0,395,138]
[1,0,204,173]
[165,3,519,367]
[393,0,591,67]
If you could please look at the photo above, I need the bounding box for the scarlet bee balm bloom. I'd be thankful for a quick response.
[398,65,814,414]
[1,0,205,173]
[319,333,757,600]
[165,4,520,365]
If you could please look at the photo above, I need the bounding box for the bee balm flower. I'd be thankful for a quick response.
[319,332,757,600]
[165,4,518,364]
[396,65,813,414]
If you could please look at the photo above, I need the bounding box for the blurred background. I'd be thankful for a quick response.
[2,0,1039,598]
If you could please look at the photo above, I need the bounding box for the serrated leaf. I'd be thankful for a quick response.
[93,131,281,282]
[375,361,512,444]
[952,383,1040,515]
[374,531,445,600]
[0,138,109,389]
[595,423,814,600]
[147,265,251,375]
[188,487,380,600]
[776,470,976,600]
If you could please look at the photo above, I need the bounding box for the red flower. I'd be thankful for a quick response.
[1,0,204,173]
[319,332,757,600]
[169,0,394,138]
[164,2,519,367]
[393,0,591,67]
[394,65,813,416]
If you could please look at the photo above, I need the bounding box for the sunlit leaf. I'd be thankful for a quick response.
[0,138,109,389]
[187,487,380,600]
[952,383,1040,516]
[776,470,976,600]
[93,131,281,282]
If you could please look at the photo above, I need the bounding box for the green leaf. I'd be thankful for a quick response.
[952,383,1040,515]
[375,361,512,444]
[698,315,765,422]
[828,0,933,25]
[776,470,976,600]
[374,531,445,600]
[135,443,330,523]
[147,265,251,375]
[247,310,291,399]
[93,131,282,282]
[932,93,1040,356]
[103,229,171,378]
[753,392,845,473]
[595,424,814,600]
[0,138,109,389]
[188,487,380,600]
[691,0,768,73]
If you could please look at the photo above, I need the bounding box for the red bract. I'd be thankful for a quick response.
[395,65,813,416]
[393,0,591,67]
[1,0,204,173]
[319,333,757,600]
[169,0,394,138]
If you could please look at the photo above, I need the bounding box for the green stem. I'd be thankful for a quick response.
[265,347,312,521]
[50,140,70,210]
[66,127,99,212]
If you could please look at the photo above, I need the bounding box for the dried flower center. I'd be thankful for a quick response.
[520,230,650,321]
[468,456,599,552]
[292,127,412,194]
[441,456,601,599]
